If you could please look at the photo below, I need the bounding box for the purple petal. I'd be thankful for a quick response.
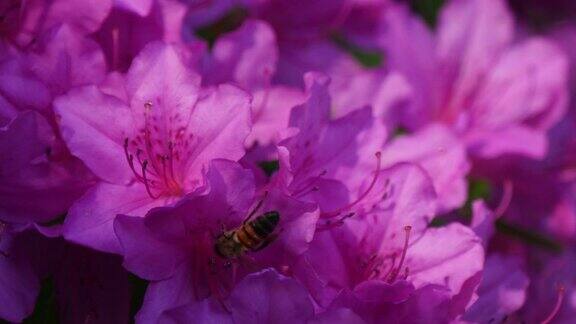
[115,0,153,16]
[0,111,90,224]
[126,42,201,123]
[381,124,470,212]
[464,254,529,323]
[63,182,166,253]
[27,25,107,95]
[229,268,314,324]
[406,223,484,297]
[114,214,188,280]
[183,84,252,185]
[55,86,134,185]
[437,0,513,111]
[206,19,278,90]
[136,263,196,324]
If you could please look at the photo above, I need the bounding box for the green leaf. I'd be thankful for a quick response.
[258,160,279,177]
[195,7,249,47]
[330,33,384,68]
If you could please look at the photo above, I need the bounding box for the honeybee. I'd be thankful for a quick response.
[214,201,280,259]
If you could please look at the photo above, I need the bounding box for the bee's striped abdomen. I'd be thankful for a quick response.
[236,211,280,251]
[215,211,280,259]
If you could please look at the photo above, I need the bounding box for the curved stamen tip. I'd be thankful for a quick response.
[321,151,383,218]
[404,225,412,231]
[144,101,153,110]
[494,179,514,218]
[541,284,565,324]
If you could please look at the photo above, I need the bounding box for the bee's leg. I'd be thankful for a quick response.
[243,191,269,224]
[214,221,233,239]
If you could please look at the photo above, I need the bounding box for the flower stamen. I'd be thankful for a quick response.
[141,160,158,199]
[322,152,382,218]
[386,225,412,283]
[541,284,565,324]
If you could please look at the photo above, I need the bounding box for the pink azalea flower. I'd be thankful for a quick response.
[114,160,318,322]
[277,72,469,213]
[0,25,105,227]
[54,42,252,253]
[292,163,484,321]
[380,0,569,160]
[275,73,386,212]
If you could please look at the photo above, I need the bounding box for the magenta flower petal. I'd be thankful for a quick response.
[125,42,200,112]
[206,19,278,90]
[136,263,196,324]
[182,84,252,185]
[407,223,484,297]
[0,111,90,224]
[228,268,315,324]
[464,254,529,322]
[63,182,167,253]
[379,4,437,129]
[114,213,188,280]
[115,0,154,16]
[0,59,52,115]
[5,0,112,47]
[471,200,496,244]
[55,86,134,185]
[381,124,470,212]
[248,86,305,146]
[95,0,188,72]
[437,0,513,109]
[467,125,548,158]
[27,25,107,96]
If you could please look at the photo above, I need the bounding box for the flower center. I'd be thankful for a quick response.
[123,101,194,198]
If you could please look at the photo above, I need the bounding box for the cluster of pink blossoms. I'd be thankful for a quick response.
[0,0,575,323]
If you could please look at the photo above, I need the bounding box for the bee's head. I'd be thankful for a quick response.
[263,211,280,227]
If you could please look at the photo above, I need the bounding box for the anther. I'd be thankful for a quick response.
[144,101,153,111]
[317,212,355,231]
